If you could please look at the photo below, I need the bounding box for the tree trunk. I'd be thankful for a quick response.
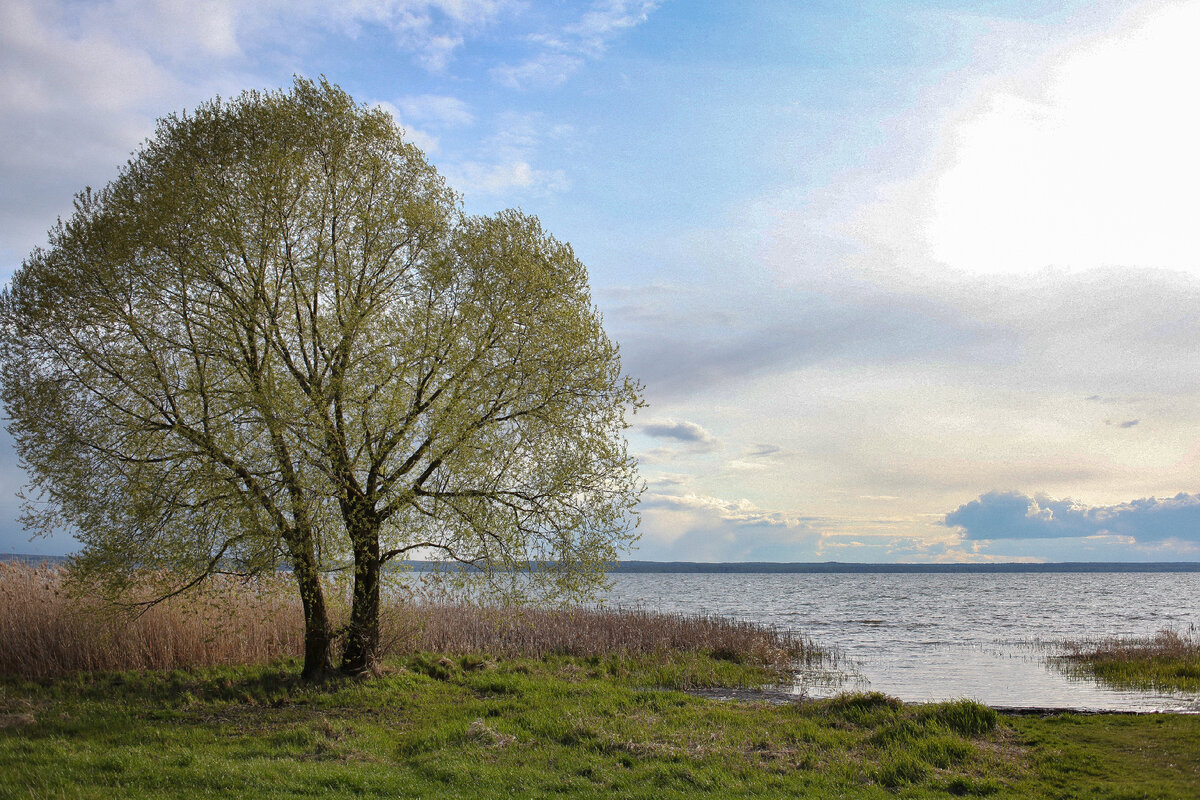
[289,542,335,679]
[341,528,381,674]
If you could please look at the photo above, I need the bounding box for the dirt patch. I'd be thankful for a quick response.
[0,713,36,729]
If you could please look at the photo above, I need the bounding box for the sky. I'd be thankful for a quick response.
[3,0,1200,562]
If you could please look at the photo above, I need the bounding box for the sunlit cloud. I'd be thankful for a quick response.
[641,492,817,529]
[926,2,1200,277]
[633,491,829,561]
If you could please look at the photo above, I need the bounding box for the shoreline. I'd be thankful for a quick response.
[7,552,1200,574]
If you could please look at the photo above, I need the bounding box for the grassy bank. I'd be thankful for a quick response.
[1053,629,1200,693]
[2,656,1198,799]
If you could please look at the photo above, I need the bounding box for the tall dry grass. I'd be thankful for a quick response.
[383,602,817,672]
[0,562,304,678]
[1058,628,1200,663]
[0,563,817,679]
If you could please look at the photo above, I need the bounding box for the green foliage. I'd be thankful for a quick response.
[818,691,903,725]
[943,776,1002,796]
[0,77,644,673]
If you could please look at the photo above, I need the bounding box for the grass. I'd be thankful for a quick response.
[2,656,1197,799]
[0,656,1010,799]
[1052,629,1200,693]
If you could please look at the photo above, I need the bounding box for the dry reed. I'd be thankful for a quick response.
[1057,629,1200,665]
[385,601,817,671]
[0,563,817,680]
[0,562,303,678]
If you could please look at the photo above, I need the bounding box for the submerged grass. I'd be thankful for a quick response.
[1052,629,1200,693]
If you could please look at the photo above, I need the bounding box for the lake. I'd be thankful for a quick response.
[601,571,1200,712]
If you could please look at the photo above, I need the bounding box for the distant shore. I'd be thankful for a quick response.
[6,552,1200,573]
[605,560,1200,574]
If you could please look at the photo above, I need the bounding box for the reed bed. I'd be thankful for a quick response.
[0,562,818,680]
[0,562,304,678]
[1053,628,1200,693]
[387,602,818,672]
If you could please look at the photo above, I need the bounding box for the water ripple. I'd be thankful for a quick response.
[602,571,1200,712]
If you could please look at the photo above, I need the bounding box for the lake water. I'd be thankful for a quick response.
[601,571,1200,712]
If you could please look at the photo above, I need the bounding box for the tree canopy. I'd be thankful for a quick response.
[0,78,643,677]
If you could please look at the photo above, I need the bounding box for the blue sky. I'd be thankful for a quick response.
[3,0,1200,562]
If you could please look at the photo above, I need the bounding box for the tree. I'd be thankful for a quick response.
[0,78,643,678]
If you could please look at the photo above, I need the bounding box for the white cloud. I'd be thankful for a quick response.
[80,0,242,61]
[392,94,475,127]
[441,111,574,199]
[0,0,521,267]
[631,491,826,561]
[0,1,183,267]
[724,444,784,471]
[294,0,515,70]
[926,2,1200,277]
[0,2,176,117]
[490,0,659,89]
[443,160,569,197]
[568,0,659,52]
[642,492,816,530]
[491,54,585,90]
[631,491,961,562]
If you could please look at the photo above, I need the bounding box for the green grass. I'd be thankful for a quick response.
[2,654,1197,799]
[1054,630,1200,693]
[1006,713,1200,799]
[1086,658,1200,694]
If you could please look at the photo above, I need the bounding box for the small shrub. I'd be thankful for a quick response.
[408,653,456,680]
[458,653,491,671]
[710,646,743,663]
[466,718,515,747]
[868,719,924,747]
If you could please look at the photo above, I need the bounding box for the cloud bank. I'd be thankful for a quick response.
[945,490,1200,543]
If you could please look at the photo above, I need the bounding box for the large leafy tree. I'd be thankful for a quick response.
[0,78,643,677]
